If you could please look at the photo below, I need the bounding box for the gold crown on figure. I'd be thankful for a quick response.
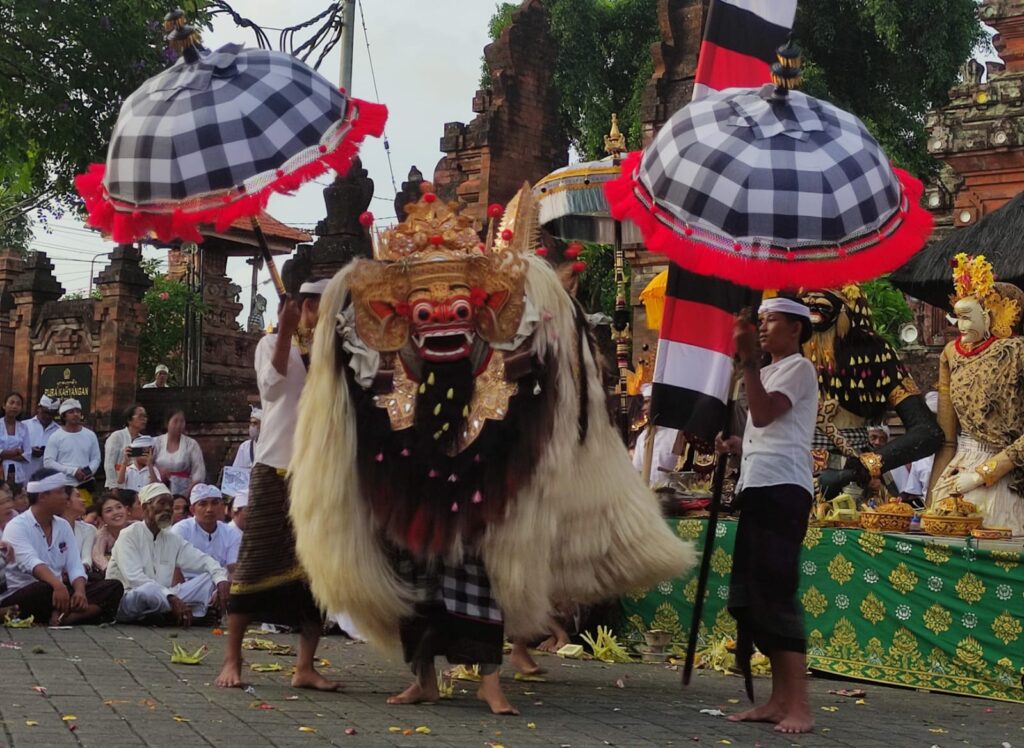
[374,188,481,262]
[950,253,1022,339]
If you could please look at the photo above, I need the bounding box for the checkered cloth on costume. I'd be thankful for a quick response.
[812,426,870,454]
[638,85,904,255]
[105,43,349,205]
[391,550,503,625]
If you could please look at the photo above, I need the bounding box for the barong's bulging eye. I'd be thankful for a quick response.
[453,300,471,320]
[413,302,433,323]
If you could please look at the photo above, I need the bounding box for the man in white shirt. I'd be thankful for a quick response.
[24,395,60,480]
[231,407,262,471]
[107,482,230,626]
[171,484,241,579]
[0,470,123,624]
[142,364,170,389]
[61,485,96,572]
[632,383,680,485]
[230,488,248,533]
[216,278,337,691]
[43,400,101,498]
[716,297,818,735]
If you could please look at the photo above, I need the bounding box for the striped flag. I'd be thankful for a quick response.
[649,0,797,442]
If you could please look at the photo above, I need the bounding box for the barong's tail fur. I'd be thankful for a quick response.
[290,265,414,649]
[291,256,696,648]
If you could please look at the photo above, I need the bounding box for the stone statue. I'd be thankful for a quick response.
[929,254,1024,535]
[247,293,267,333]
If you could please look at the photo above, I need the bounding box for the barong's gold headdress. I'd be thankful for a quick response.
[347,183,531,359]
[950,253,1022,339]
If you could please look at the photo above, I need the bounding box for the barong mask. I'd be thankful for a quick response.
[348,188,528,362]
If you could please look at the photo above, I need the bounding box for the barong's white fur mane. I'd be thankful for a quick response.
[290,254,696,649]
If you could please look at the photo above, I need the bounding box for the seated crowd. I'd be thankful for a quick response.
[0,389,255,629]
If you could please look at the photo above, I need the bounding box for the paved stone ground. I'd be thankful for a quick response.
[0,625,1020,748]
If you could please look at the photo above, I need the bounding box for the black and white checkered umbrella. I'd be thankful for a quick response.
[606,84,931,289]
[76,42,386,246]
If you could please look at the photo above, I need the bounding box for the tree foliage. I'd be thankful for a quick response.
[487,0,658,159]
[0,1,210,242]
[137,258,205,386]
[861,277,914,349]
[487,0,984,176]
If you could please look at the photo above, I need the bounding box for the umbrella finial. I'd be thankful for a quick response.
[163,8,202,63]
[604,113,626,159]
[770,36,803,101]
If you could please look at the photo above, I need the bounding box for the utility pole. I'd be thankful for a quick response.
[338,0,356,93]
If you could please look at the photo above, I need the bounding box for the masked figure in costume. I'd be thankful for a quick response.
[799,287,942,500]
[929,254,1024,535]
[288,184,695,714]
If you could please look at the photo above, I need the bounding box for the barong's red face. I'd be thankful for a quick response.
[407,280,477,362]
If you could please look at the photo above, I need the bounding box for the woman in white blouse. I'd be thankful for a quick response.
[153,410,205,497]
[0,393,31,484]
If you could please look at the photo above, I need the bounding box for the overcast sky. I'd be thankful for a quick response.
[31,0,497,324]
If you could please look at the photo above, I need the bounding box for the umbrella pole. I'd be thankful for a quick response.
[613,216,631,444]
[249,216,287,298]
[682,377,748,700]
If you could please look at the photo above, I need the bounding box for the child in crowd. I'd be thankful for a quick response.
[171,494,189,525]
[0,481,16,530]
[117,436,162,494]
[11,483,27,514]
[92,494,134,573]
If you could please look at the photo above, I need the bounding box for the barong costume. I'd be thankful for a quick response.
[289,185,696,669]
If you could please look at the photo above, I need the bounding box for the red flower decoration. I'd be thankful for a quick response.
[535,247,549,257]
[429,234,445,245]
[358,211,374,227]
[423,193,437,204]
[158,292,170,301]
[732,242,742,252]
[572,261,587,273]
[469,287,487,307]
[487,203,504,218]
[565,242,583,259]
[500,229,513,241]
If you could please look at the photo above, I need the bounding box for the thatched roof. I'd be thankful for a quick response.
[890,192,1024,309]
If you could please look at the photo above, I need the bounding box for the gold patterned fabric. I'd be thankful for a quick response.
[621,519,1024,703]
[932,337,1024,534]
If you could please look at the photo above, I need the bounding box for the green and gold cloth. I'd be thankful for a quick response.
[620,519,1024,702]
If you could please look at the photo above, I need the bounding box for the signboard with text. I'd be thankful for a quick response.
[39,363,93,416]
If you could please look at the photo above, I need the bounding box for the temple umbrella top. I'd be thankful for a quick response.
[75,11,385,246]
[605,42,933,290]
[890,192,1024,310]
[534,158,643,245]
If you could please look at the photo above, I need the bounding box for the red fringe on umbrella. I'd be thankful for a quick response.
[605,151,934,290]
[74,100,387,245]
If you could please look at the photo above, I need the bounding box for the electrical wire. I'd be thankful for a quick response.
[357,0,398,194]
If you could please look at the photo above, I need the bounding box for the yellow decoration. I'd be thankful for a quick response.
[923,541,952,565]
[682,576,702,604]
[639,270,668,330]
[652,601,686,642]
[955,572,986,604]
[888,562,918,594]
[802,586,828,617]
[827,553,855,585]
[580,626,633,663]
[169,642,209,665]
[923,604,952,635]
[712,606,737,640]
[802,526,822,549]
[890,627,922,662]
[710,547,733,577]
[955,636,985,669]
[860,593,886,625]
[950,253,1022,338]
[992,612,1022,645]
[991,549,1020,573]
[676,519,704,541]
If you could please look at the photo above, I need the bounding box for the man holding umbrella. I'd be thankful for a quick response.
[716,297,817,734]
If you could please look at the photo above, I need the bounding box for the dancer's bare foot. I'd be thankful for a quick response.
[215,659,246,688]
[387,681,439,705]
[477,673,519,715]
[536,632,569,653]
[509,644,546,676]
[292,669,342,691]
[727,701,786,724]
[0,604,19,620]
[774,707,814,734]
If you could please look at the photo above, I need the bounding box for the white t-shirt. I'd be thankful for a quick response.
[123,463,163,493]
[902,455,934,497]
[632,426,680,486]
[43,428,101,479]
[253,334,305,470]
[736,354,818,496]
[170,517,241,576]
[24,416,59,480]
[231,439,256,470]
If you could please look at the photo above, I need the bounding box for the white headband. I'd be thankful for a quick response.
[59,398,82,415]
[130,435,155,449]
[250,407,263,420]
[299,279,329,295]
[232,489,249,510]
[27,473,74,494]
[758,297,811,320]
[139,482,172,504]
[189,483,223,505]
[39,395,58,409]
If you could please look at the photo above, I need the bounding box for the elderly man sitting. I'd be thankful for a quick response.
[171,484,241,580]
[106,483,229,627]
